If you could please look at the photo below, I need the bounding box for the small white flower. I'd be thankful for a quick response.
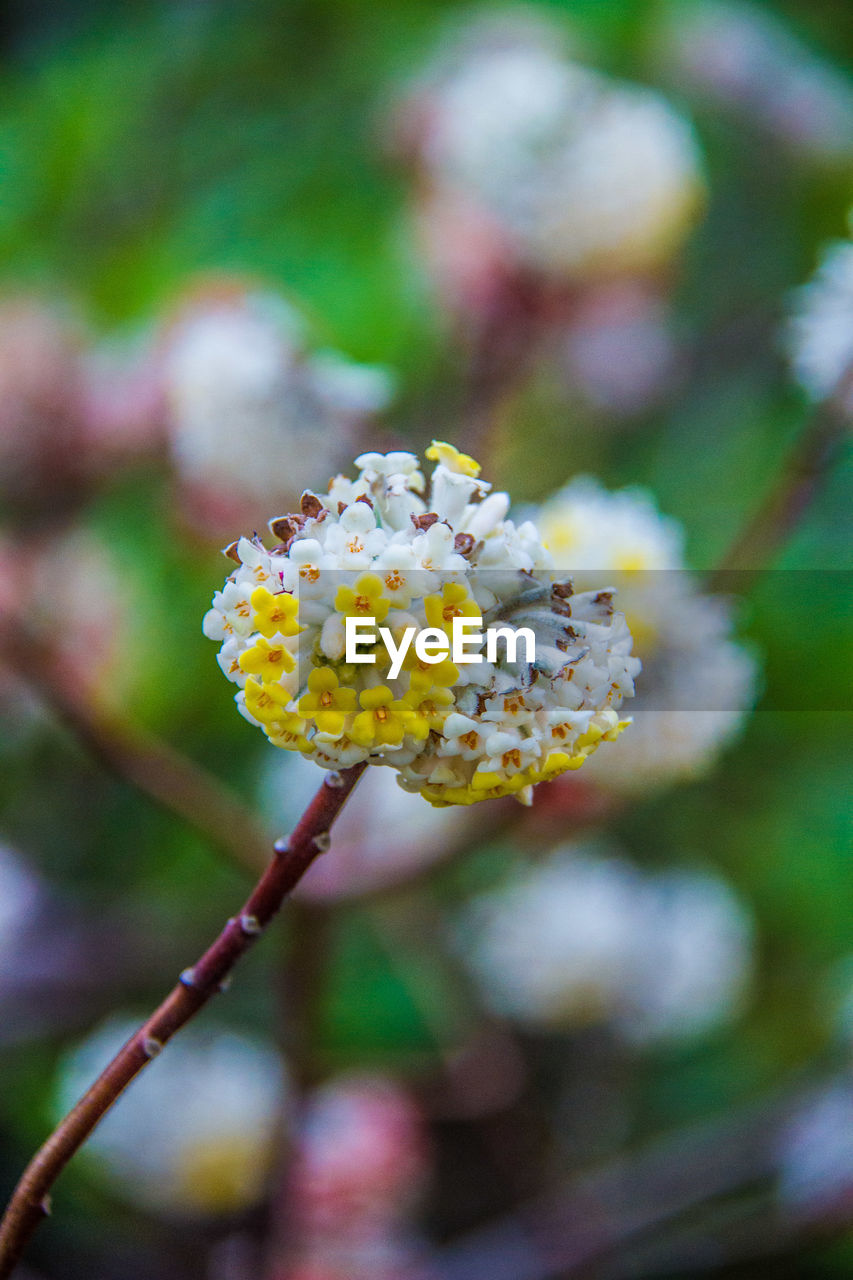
[355,449,421,478]
[411,521,468,573]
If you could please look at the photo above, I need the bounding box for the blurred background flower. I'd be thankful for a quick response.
[534,477,758,794]
[456,845,753,1043]
[652,1,853,165]
[160,281,393,539]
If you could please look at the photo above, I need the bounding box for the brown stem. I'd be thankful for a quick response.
[0,762,366,1279]
[459,274,553,463]
[0,611,270,873]
[708,399,848,593]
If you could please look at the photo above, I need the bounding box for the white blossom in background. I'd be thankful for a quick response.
[776,1082,853,1218]
[787,237,853,415]
[618,867,753,1044]
[535,477,757,791]
[204,443,639,807]
[55,1019,289,1215]
[654,2,853,164]
[457,850,643,1026]
[396,12,704,284]
[163,289,393,533]
[259,751,471,900]
[456,846,753,1044]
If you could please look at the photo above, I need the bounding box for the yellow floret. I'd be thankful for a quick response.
[297,668,357,738]
[238,636,295,680]
[423,582,481,637]
[426,440,481,478]
[250,587,303,638]
[334,573,390,623]
[350,685,416,748]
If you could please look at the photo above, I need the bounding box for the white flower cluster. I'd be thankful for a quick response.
[787,235,853,415]
[204,444,639,807]
[164,290,392,523]
[536,478,756,790]
[457,845,753,1044]
[400,14,704,282]
[55,1018,288,1215]
[655,1,853,164]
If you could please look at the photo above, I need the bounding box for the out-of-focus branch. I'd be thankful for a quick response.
[0,611,270,873]
[460,275,556,462]
[431,1079,817,1280]
[709,397,848,593]
[0,762,366,1279]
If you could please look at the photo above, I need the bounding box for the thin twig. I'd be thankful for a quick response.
[459,274,554,462]
[0,762,366,1279]
[0,611,270,873]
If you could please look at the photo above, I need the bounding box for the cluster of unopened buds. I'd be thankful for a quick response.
[205,443,639,806]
